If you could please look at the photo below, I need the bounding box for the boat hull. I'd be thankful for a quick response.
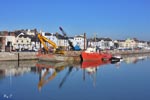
[81,51,112,61]
[37,53,81,62]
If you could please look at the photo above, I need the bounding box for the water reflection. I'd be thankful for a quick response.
[110,54,150,69]
[0,55,150,100]
[0,55,150,83]
[81,60,111,86]
[37,63,65,91]
[35,54,150,90]
[0,60,37,77]
[0,55,150,86]
[0,60,37,100]
[123,55,148,64]
[36,61,80,90]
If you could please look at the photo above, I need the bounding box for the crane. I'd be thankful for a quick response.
[59,27,67,37]
[59,27,81,51]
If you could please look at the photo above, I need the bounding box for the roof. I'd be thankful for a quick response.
[88,37,112,42]
[74,35,84,38]
[45,32,52,36]
[117,40,125,42]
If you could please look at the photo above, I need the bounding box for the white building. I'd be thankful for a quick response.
[14,33,32,51]
[42,32,58,47]
[88,38,113,50]
[74,35,86,50]
[137,41,148,49]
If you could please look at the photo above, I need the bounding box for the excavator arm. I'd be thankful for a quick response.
[38,34,57,51]
[38,33,65,54]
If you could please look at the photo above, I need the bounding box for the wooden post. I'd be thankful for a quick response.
[18,53,20,67]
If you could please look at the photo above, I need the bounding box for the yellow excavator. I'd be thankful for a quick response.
[37,33,65,54]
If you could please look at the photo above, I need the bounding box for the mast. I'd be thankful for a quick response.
[84,33,86,50]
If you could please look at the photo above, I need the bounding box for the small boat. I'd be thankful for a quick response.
[81,47,112,61]
[110,55,123,63]
[113,55,123,59]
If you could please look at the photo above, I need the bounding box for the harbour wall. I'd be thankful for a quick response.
[0,52,38,61]
[107,50,150,56]
[0,50,150,61]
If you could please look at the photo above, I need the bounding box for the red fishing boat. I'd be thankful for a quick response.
[81,47,112,61]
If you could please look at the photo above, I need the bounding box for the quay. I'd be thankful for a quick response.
[108,49,150,56]
[0,50,150,61]
[0,52,38,61]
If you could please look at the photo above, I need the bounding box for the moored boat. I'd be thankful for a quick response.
[81,47,112,61]
[37,53,69,62]
[109,55,123,63]
[37,51,81,62]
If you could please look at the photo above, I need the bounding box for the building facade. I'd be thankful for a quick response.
[0,31,16,52]
[74,35,86,50]
[88,37,113,50]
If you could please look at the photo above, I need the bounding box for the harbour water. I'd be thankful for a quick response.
[0,55,150,100]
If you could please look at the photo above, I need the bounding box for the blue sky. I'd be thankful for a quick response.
[0,0,150,40]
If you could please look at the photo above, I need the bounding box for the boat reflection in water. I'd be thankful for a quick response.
[81,60,111,86]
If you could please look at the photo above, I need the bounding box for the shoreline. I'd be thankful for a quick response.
[0,50,150,61]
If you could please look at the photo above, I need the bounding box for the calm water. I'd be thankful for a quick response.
[0,55,150,100]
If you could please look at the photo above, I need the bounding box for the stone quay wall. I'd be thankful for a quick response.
[0,52,38,61]
[107,49,150,56]
[0,50,150,61]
